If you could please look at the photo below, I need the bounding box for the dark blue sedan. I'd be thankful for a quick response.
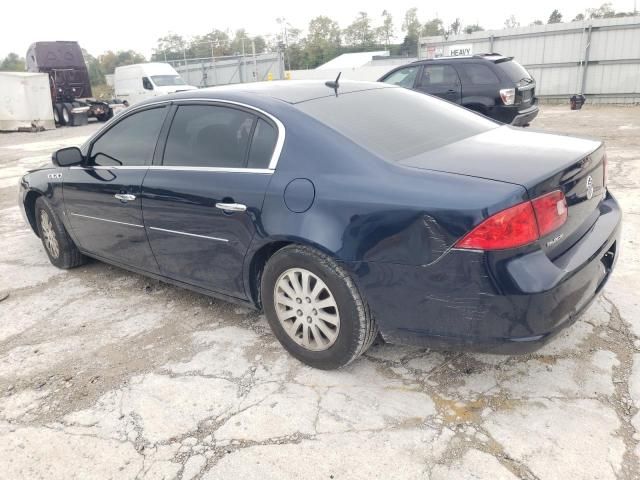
[19,81,620,369]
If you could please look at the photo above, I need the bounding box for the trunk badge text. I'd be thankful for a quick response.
[586,175,594,200]
[546,233,564,248]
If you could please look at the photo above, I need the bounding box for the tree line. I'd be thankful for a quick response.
[0,2,636,83]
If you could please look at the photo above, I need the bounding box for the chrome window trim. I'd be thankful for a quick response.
[81,98,285,171]
[148,226,229,243]
[148,166,272,174]
[70,212,144,228]
[69,165,273,174]
[70,166,148,170]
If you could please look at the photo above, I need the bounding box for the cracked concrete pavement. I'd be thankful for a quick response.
[0,106,639,479]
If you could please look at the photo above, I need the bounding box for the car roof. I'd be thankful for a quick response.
[412,53,511,64]
[154,80,394,105]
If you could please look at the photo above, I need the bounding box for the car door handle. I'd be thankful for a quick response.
[215,202,247,212]
[114,193,136,202]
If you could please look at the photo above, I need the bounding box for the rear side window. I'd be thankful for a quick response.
[247,118,277,168]
[495,60,532,82]
[90,106,166,167]
[419,65,459,86]
[459,64,500,85]
[163,105,255,168]
[382,66,420,88]
[297,87,497,162]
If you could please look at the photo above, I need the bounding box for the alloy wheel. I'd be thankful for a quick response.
[40,210,60,258]
[273,268,340,351]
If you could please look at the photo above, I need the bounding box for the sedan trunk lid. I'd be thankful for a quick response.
[399,126,607,256]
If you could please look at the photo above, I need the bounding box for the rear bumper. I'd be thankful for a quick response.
[350,193,621,353]
[510,103,539,126]
[490,101,539,126]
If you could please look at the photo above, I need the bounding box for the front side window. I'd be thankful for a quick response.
[90,107,167,167]
[382,66,420,88]
[418,65,459,87]
[151,75,186,87]
[460,64,500,85]
[164,105,256,168]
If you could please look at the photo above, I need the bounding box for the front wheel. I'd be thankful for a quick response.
[35,197,86,269]
[261,245,378,369]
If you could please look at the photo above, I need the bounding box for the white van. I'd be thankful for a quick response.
[114,63,197,106]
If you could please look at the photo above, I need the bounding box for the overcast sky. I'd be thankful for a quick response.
[1,0,637,59]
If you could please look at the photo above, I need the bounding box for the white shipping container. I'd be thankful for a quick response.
[0,72,55,131]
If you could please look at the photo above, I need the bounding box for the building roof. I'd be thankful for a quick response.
[316,51,389,70]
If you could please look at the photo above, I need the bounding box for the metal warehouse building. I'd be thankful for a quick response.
[419,16,640,104]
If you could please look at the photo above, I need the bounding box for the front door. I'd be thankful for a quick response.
[142,103,280,298]
[415,64,462,104]
[64,105,168,272]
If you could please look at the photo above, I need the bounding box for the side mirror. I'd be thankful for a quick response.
[52,146,84,167]
[142,77,154,90]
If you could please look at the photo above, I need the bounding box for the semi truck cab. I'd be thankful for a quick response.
[26,41,127,127]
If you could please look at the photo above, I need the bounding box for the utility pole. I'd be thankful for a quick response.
[241,37,245,83]
[252,39,257,82]
[277,17,290,71]
[183,47,188,84]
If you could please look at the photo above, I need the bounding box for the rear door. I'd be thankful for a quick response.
[141,102,280,297]
[63,105,168,272]
[415,64,462,103]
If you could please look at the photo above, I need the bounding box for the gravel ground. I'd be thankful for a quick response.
[0,105,639,480]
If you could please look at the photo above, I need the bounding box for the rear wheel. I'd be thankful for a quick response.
[62,105,71,125]
[467,104,487,117]
[261,245,378,369]
[34,197,86,269]
[97,108,113,122]
[52,106,61,125]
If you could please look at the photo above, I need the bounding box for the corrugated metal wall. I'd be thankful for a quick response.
[419,16,640,103]
[172,52,285,87]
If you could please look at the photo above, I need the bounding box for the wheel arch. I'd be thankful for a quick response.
[245,237,340,309]
[24,189,44,236]
[464,102,489,115]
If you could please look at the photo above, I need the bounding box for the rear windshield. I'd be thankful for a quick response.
[495,60,531,82]
[296,87,498,162]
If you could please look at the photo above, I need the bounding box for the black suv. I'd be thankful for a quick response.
[379,53,538,126]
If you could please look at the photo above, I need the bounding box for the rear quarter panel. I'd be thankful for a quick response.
[247,106,529,269]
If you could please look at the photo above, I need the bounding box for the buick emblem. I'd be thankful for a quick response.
[586,175,594,200]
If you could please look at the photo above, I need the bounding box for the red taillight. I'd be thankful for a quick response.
[531,190,567,237]
[455,190,568,251]
[455,201,539,250]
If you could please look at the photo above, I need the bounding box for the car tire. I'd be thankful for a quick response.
[61,104,72,125]
[97,109,113,122]
[54,105,66,126]
[34,197,86,269]
[52,106,61,125]
[261,245,378,369]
